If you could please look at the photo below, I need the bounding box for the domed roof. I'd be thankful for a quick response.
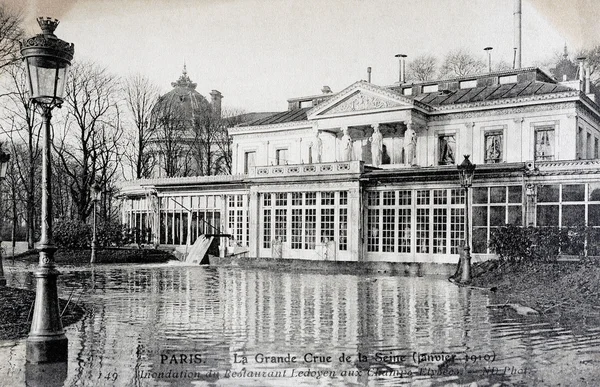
[153,65,212,120]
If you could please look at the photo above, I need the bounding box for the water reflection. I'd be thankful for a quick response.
[0,264,599,386]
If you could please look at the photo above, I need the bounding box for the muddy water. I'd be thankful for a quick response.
[0,263,599,386]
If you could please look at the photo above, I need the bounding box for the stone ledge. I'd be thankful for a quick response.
[208,256,455,276]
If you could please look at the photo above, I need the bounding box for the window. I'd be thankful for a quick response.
[338,191,348,251]
[472,186,523,254]
[459,80,477,89]
[366,188,467,256]
[299,100,313,108]
[438,134,456,165]
[595,138,599,159]
[320,192,335,244]
[416,208,429,253]
[382,208,395,252]
[402,87,412,96]
[244,151,256,174]
[367,209,380,252]
[262,191,348,253]
[499,75,518,84]
[587,133,593,159]
[484,131,503,163]
[422,84,439,93]
[227,194,248,246]
[275,149,288,165]
[291,208,303,249]
[305,208,316,249]
[263,194,272,248]
[534,126,555,161]
[536,184,587,229]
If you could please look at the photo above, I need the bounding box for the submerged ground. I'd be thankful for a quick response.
[0,248,175,340]
[471,258,600,329]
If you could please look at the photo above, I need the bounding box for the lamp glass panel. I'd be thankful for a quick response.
[56,67,68,99]
[29,63,58,104]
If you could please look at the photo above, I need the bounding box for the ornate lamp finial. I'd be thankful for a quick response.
[37,17,60,35]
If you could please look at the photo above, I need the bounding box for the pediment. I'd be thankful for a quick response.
[308,81,414,119]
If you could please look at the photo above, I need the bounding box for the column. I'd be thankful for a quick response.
[152,194,160,247]
[220,194,228,257]
[525,183,536,226]
[464,122,474,160]
[234,143,239,174]
[349,186,363,262]
[186,199,192,246]
[248,189,260,258]
[513,117,524,162]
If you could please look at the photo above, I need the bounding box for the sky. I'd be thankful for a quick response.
[7,0,600,112]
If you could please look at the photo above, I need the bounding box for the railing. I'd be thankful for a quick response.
[249,161,363,177]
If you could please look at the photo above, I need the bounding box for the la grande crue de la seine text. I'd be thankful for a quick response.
[160,351,496,365]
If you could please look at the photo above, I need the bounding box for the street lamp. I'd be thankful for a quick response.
[0,147,10,287]
[21,17,74,364]
[90,182,101,264]
[457,155,476,283]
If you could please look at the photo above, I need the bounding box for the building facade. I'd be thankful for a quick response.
[120,67,600,264]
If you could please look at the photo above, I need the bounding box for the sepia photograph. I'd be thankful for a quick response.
[0,0,599,385]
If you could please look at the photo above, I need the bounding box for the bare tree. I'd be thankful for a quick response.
[0,64,42,249]
[122,74,159,179]
[493,59,513,72]
[439,48,486,79]
[575,46,600,86]
[150,96,192,177]
[0,5,22,76]
[406,54,437,82]
[54,61,123,222]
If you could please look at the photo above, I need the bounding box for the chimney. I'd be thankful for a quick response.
[577,56,586,85]
[514,0,522,68]
[210,90,222,117]
[484,47,493,73]
[367,67,372,83]
[395,54,407,83]
[586,62,591,94]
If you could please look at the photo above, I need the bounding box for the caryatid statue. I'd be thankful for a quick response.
[403,123,417,166]
[369,124,383,166]
[312,130,323,163]
[341,127,353,161]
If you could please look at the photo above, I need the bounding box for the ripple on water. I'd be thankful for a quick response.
[0,264,598,386]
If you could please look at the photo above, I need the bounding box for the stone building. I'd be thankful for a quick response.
[120,66,600,264]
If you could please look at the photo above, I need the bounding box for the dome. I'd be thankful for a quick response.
[152,65,212,128]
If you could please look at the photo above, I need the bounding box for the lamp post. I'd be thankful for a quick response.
[0,148,10,287]
[457,155,476,283]
[21,17,74,364]
[90,182,101,264]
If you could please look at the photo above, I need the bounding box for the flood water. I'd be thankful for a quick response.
[0,262,599,386]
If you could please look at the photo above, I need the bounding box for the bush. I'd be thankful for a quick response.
[489,225,592,262]
[54,219,92,248]
[488,224,533,262]
[96,221,133,247]
[54,219,134,249]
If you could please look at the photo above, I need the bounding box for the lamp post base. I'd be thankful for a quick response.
[26,263,68,364]
[26,361,68,387]
[26,334,68,364]
[461,247,472,283]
